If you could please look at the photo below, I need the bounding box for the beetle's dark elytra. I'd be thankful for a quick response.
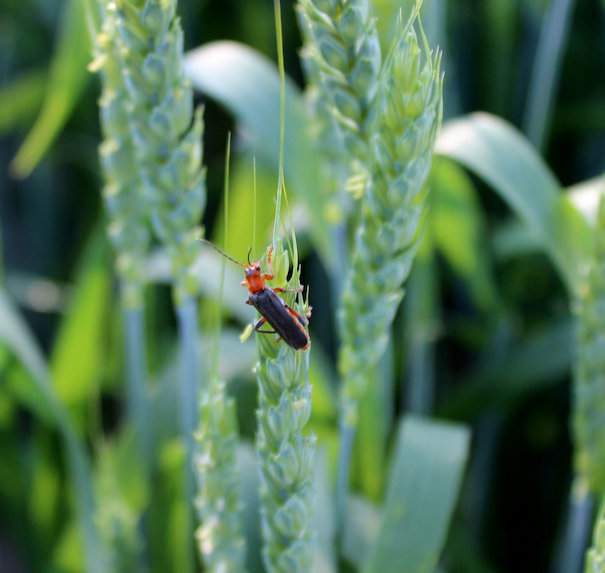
[249,288,309,350]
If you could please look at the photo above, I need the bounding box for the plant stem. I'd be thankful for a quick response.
[176,295,201,572]
[176,296,201,482]
[123,304,150,466]
[335,422,355,536]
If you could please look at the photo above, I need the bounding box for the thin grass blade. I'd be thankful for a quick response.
[11,0,90,177]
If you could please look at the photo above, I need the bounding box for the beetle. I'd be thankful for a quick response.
[201,240,310,351]
[242,251,310,351]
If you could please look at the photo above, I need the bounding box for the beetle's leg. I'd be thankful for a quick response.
[254,316,277,335]
[262,245,276,280]
[273,285,304,294]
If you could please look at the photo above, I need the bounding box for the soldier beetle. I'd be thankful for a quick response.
[202,240,311,351]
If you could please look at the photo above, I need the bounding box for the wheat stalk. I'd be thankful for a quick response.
[254,241,315,573]
[194,376,247,573]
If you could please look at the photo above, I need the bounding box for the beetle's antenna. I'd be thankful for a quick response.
[199,238,244,268]
[247,247,253,265]
[252,155,258,258]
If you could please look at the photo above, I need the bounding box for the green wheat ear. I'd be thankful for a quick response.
[339,12,443,427]
[107,0,206,304]
[195,376,247,573]
[254,236,316,573]
[91,1,150,308]
[297,0,381,171]
[574,197,605,494]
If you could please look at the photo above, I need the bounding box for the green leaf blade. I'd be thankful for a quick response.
[11,0,91,177]
[365,415,470,573]
[436,112,592,293]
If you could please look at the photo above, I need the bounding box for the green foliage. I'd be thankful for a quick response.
[0,289,108,572]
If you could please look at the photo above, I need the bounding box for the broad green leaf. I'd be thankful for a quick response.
[0,289,107,572]
[11,0,91,177]
[184,41,334,266]
[0,70,46,134]
[493,177,605,260]
[365,416,470,573]
[436,113,592,293]
[343,496,381,568]
[431,158,499,311]
[51,231,111,428]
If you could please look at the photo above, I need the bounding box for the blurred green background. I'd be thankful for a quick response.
[1,0,605,572]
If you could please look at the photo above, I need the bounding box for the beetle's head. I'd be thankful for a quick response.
[244,262,264,293]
